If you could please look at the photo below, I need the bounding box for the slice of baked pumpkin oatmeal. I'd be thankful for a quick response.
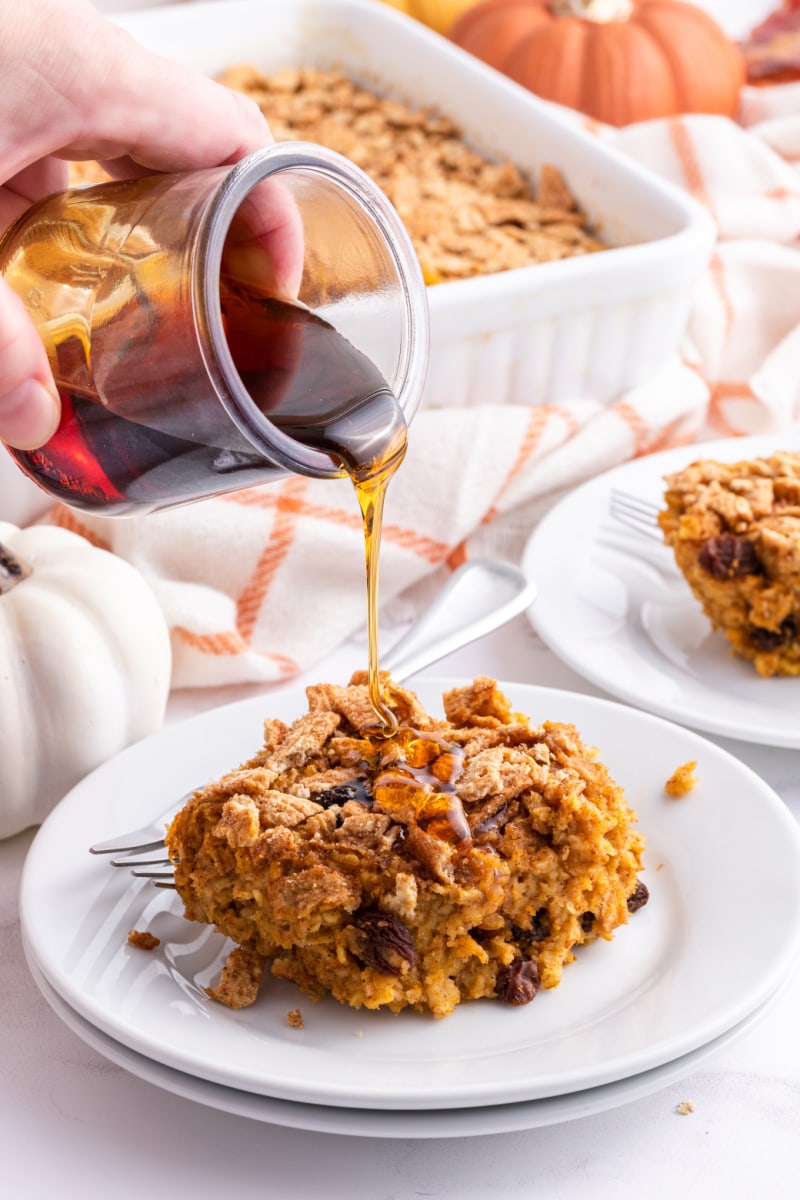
[166,675,646,1018]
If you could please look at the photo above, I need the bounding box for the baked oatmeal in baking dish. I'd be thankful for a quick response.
[166,675,647,1018]
[217,66,605,284]
[71,67,604,285]
[658,450,800,677]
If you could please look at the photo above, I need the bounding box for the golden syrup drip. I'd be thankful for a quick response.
[368,727,472,850]
[347,422,407,738]
[354,466,398,737]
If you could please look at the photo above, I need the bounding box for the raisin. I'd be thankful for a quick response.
[511,908,550,946]
[529,908,551,941]
[496,958,540,1006]
[353,910,416,976]
[316,781,372,809]
[749,617,797,651]
[627,880,650,914]
[580,911,595,933]
[698,535,762,580]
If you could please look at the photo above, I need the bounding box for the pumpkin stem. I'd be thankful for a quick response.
[551,0,635,21]
[0,541,33,595]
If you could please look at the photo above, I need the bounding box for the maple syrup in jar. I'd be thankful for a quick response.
[0,145,428,733]
[0,145,428,515]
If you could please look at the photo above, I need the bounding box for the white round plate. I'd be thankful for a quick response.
[20,678,800,1111]
[25,945,780,1139]
[522,435,800,748]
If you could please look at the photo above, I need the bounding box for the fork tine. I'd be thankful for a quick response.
[131,867,176,881]
[110,855,172,868]
[609,488,661,521]
[608,489,664,542]
[88,788,199,855]
[89,830,166,855]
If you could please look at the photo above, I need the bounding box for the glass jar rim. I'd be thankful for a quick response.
[193,142,429,478]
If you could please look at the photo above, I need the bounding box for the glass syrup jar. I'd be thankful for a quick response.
[0,143,429,516]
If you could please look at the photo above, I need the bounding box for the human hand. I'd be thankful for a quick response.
[0,0,301,451]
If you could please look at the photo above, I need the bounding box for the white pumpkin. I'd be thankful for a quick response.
[0,521,172,839]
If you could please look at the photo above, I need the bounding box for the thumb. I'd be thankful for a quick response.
[0,277,60,449]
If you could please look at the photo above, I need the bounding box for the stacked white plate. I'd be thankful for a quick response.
[20,676,800,1138]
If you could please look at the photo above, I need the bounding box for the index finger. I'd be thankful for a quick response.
[4,3,274,180]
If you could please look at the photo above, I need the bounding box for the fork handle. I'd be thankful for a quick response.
[382,559,537,683]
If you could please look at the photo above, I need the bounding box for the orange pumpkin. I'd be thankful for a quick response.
[449,0,744,126]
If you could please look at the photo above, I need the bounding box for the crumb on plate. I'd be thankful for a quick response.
[206,946,266,1009]
[665,760,698,797]
[127,929,160,950]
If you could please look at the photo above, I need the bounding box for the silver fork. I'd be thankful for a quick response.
[89,556,538,885]
[91,794,193,889]
[608,488,663,543]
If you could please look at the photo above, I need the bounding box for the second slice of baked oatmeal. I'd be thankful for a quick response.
[659,449,800,676]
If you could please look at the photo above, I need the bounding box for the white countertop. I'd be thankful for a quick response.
[3,614,799,1196]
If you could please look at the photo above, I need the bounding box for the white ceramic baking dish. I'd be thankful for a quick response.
[118,0,715,412]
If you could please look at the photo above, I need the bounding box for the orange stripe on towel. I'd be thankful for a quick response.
[224,487,362,533]
[173,627,249,656]
[173,625,299,675]
[708,254,736,345]
[224,484,451,564]
[381,524,450,564]
[707,382,757,436]
[236,478,306,642]
[268,653,301,677]
[446,541,469,571]
[482,407,553,525]
[664,130,741,350]
[668,117,712,210]
[764,186,800,201]
[612,399,652,455]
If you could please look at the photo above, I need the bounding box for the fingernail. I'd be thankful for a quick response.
[0,379,60,450]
